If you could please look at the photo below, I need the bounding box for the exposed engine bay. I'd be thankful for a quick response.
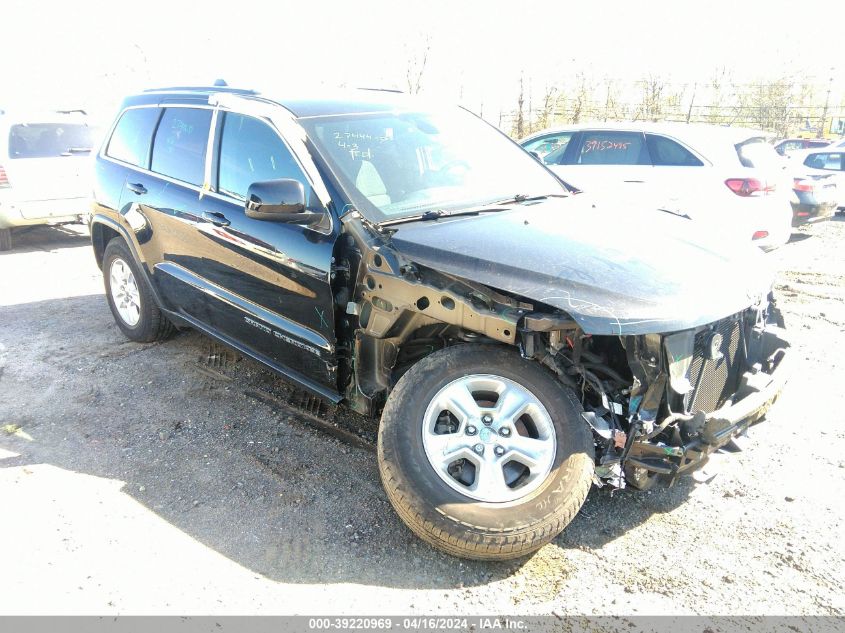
[336,213,791,490]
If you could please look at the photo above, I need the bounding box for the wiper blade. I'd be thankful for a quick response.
[379,206,504,227]
[493,193,569,205]
[379,193,570,227]
[656,206,691,220]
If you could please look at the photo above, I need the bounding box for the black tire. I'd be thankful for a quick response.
[0,228,11,251]
[378,344,594,560]
[102,237,174,343]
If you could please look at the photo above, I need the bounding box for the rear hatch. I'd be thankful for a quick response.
[734,136,794,199]
[2,120,97,218]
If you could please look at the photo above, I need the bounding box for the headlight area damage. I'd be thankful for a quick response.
[340,214,791,491]
[531,302,791,490]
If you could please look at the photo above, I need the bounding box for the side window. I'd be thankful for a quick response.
[805,153,843,171]
[575,131,647,165]
[150,108,213,187]
[825,153,843,170]
[217,112,306,200]
[646,134,703,166]
[105,108,161,167]
[521,133,573,164]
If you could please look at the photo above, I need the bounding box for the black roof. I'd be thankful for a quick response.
[130,86,413,119]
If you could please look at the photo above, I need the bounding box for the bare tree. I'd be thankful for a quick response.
[536,84,558,131]
[514,75,525,138]
[404,37,431,95]
[634,74,667,121]
[568,72,592,124]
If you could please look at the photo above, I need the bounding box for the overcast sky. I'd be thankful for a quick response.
[4,0,844,124]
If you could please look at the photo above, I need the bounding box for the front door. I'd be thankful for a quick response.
[188,110,339,395]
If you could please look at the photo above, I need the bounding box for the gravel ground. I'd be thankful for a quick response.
[0,222,843,616]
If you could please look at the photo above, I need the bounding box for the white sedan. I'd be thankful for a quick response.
[521,122,794,251]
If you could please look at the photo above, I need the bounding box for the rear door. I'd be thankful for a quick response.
[642,133,708,214]
[116,105,217,325]
[4,118,98,217]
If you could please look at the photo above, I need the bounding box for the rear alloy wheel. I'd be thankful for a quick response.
[102,237,174,343]
[109,257,142,327]
[378,344,594,560]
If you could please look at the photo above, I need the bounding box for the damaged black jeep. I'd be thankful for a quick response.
[90,87,791,560]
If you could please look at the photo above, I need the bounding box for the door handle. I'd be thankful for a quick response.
[126,182,147,195]
[202,211,230,227]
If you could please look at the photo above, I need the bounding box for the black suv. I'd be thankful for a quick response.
[90,86,791,560]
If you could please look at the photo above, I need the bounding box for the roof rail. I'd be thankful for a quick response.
[356,87,405,94]
[143,85,258,95]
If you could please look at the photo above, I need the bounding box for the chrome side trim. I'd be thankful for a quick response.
[154,260,334,354]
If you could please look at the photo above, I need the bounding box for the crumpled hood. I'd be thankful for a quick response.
[388,196,774,335]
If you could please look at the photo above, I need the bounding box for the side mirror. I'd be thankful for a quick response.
[245,179,320,225]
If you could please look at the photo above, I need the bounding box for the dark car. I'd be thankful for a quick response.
[89,87,791,560]
[774,137,832,157]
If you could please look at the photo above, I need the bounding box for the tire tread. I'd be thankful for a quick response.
[103,237,174,343]
[378,345,594,560]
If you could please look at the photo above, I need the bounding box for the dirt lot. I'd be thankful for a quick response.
[1,222,843,616]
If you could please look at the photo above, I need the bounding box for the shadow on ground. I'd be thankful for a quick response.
[0,224,89,255]
[0,290,693,591]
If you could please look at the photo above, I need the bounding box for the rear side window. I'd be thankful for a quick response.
[9,123,96,159]
[575,131,648,165]
[151,108,213,186]
[106,108,161,167]
[521,132,574,164]
[217,113,306,199]
[646,134,703,166]
[804,152,844,171]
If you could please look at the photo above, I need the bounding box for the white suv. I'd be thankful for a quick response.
[521,122,794,251]
[0,110,98,250]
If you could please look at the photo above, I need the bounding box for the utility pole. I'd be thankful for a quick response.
[686,82,697,124]
[819,69,834,139]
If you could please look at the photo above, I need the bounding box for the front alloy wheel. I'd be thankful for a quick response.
[421,375,557,503]
[378,344,594,560]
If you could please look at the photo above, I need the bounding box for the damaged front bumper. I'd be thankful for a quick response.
[624,324,791,483]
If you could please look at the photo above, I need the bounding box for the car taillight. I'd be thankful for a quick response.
[725,178,775,197]
[0,165,9,188]
[752,230,769,240]
[793,178,814,193]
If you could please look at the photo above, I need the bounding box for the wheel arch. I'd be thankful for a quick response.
[90,220,121,269]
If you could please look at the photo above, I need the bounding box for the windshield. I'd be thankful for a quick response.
[8,123,96,159]
[300,108,566,222]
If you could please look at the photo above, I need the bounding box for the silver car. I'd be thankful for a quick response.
[0,109,98,250]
